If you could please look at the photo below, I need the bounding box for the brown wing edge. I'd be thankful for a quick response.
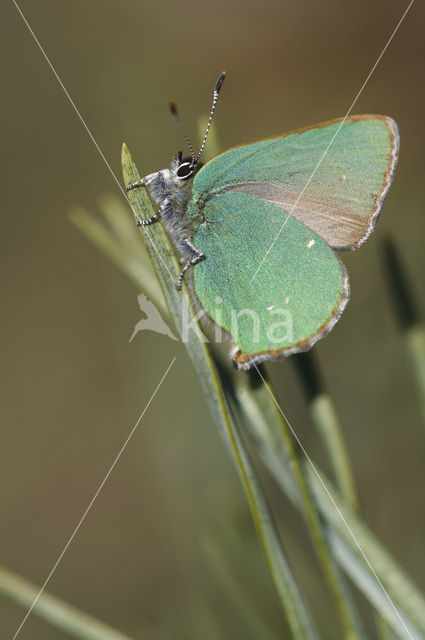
[333,115,400,251]
[231,256,350,371]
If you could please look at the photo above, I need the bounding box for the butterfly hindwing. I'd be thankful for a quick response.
[191,192,348,369]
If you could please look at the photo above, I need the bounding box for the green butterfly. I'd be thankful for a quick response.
[126,73,399,370]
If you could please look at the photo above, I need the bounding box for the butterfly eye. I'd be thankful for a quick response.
[176,162,194,180]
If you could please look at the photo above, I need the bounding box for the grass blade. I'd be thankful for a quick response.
[0,565,133,640]
[231,372,425,638]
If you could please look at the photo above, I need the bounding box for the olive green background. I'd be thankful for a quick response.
[1,0,424,638]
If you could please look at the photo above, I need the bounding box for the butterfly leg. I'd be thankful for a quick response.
[126,172,158,192]
[176,238,205,291]
[135,197,170,227]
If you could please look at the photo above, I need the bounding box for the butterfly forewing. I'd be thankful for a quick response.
[192,115,399,250]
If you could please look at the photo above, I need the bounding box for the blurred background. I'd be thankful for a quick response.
[1,0,424,638]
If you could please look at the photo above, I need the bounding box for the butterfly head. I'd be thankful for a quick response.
[169,150,206,185]
[168,71,226,180]
[168,151,196,184]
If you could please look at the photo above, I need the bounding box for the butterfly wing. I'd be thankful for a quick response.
[192,192,348,369]
[192,115,399,250]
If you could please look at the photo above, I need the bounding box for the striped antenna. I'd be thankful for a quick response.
[169,100,195,165]
[195,71,226,166]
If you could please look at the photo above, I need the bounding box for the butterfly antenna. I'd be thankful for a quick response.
[169,100,195,165]
[195,71,226,166]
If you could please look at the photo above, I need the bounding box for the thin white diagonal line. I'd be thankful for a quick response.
[252,361,415,640]
[250,0,415,284]
[11,0,126,198]
[12,356,176,640]
[11,0,174,283]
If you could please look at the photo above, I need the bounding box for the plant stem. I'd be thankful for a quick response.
[0,565,133,640]
[121,145,319,639]
[232,372,424,639]
[292,351,395,638]
[312,394,359,511]
[293,353,360,512]
[251,366,364,640]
